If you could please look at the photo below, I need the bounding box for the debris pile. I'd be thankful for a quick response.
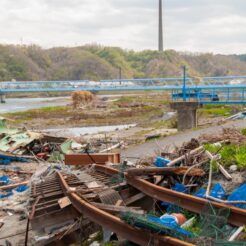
[0,124,245,245]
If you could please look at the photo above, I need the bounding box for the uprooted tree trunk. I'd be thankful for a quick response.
[71,91,95,109]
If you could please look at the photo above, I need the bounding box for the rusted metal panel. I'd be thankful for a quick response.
[126,175,246,227]
[65,153,120,165]
[57,171,194,246]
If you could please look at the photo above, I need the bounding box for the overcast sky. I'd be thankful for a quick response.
[0,0,245,54]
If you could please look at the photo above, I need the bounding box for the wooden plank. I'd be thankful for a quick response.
[65,153,120,166]
[0,181,28,190]
[58,196,72,209]
[125,192,146,205]
[91,202,145,215]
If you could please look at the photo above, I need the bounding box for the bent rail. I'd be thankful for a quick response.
[56,168,194,246]
[125,175,246,227]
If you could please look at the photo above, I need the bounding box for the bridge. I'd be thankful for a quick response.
[0,75,246,104]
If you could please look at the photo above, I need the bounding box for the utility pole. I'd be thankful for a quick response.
[158,0,163,51]
[119,67,122,84]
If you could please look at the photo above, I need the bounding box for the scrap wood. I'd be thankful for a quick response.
[58,197,72,209]
[67,187,103,194]
[0,181,28,191]
[125,193,146,206]
[182,159,209,185]
[168,146,204,167]
[228,226,245,241]
[127,166,205,177]
[115,200,123,206]
[177,138,201,156]
[200,128,246,144]
[100,141,124,153]
[91,202,145,215]
[205,150,232,180]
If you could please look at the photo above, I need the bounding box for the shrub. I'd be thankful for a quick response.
[71,91,94,109]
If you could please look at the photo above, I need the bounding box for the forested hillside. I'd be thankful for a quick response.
[0,44,246,81]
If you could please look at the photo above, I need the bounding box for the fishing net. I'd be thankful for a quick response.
[213,241,246,246]
[189,202,244,246]
[120,211,193,242]
[120,199,245,246]
[109,162,128,185]
[198,202,231,240]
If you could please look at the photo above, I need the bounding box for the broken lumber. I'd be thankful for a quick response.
[127,166,205,177]
[167,146,204,167]
[91,202,144,215]
[0,181,28,191]
[205,150,232,180]
[100,141,124,153]
[65,153,120,165]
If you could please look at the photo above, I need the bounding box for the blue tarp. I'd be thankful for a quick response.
[0,191,13,199]
[0,175,10,185]
[210,183,226,200]
[0,154,29,165]
[161,183,188,210]
[15,185,28,193]
[228,183,246,210]
[194,183,226,200]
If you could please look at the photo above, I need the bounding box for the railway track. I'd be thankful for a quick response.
[125,173,246,227]
[28,164,245,245]
[57,165,194,246]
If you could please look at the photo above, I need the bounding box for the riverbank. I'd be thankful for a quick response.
[1,93,244,148]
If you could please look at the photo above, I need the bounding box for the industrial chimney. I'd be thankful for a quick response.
[158,0,163,51]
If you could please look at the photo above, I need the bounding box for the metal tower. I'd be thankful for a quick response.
[158,0,163,51]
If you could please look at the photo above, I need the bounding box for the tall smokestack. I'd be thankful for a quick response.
[158,0,163,51]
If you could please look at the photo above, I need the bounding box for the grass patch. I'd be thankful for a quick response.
[199,105,232,117]
[205,143,246,170]
[241,128,246,136]
[37,106,67,112]
[204,143,221,154]
[220,144,246,169]
[5,106,68,117]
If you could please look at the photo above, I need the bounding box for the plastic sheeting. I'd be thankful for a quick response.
[228,183,246,210]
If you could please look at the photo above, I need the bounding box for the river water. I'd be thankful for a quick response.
[0,96,173,137]
[0,96,137,136]
[0,97,69,113]
[42,124,136,137]
[0,94,141,113]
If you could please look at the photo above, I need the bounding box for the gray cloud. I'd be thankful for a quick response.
[0,0,245,54]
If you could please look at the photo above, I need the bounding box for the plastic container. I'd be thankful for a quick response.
[171,213,187,225]
[159,214,179,227]
[154,156,170,167]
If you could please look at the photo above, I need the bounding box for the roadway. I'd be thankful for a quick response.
[122,119,245,159]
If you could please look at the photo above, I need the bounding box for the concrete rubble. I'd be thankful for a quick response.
[0,120,245,245]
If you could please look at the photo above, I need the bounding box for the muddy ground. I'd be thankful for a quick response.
[2,92,244,148]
